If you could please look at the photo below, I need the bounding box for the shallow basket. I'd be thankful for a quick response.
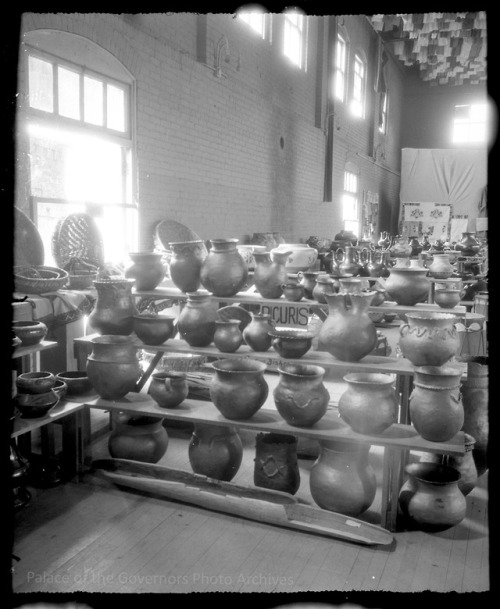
[14,265,69,294]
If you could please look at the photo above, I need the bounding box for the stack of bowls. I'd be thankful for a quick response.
[15,372,62,418]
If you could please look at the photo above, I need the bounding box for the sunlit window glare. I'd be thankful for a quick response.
[342,171,359,236]
[283,11,305,69]
[238,10,266,38]
[452,103,488,144]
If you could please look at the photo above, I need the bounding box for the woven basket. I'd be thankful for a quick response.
[14,265,69,294]
[52,213,105,269]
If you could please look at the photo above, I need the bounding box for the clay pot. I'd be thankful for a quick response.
[460,355,488,476]
[309,440,377,516]
[168,240,208,293]
[177,291,217,347]
[389,235,412,258]
[148,371,188,408]
[124,251,165,290]
[55,371,94,396]
[398,462,466,531]
[409,365,464,442]
[419,433,478,496]
[88,278,138,335]
[209,358,268,420]
[237,244,266,270]
[254,432,300,495]
[86,335,142,400]
[269,327,314,359]
[338,372,398,435]
[16,371,55,394]
[214,319,243,353]
[298,270,320,299]
[455,232,481,257]
[367,250,384,277]
[335,246,361,276]
[249,232,284,250]
[12,320,48,346]
[398,312,460,367]
[133,313,176,345]
[318,292,378,362]
[253,250,291,299]
[427,254,454,279]
[189,424,243,482]
[108,414,168,463]
[384,268,430,306]
[271,243,318,273]
[200,238,248,297]
[434,288,462,309]
[281,283,304,302]
[312,274,337,303]
[273,363,330,427]
[409,237,423,257]
[15,390,59,418]
[242,312,275,352]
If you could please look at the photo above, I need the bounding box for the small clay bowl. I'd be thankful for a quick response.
[269,327,315,359]
[368,310,385,323]
[56,371,94,396]
[16,371,56,394]
[383,313,397,323]
[434,288,461,309]
[52,379,68,402]
[15,389,59,418]
[133,314,176,345]
[12,320,48,346]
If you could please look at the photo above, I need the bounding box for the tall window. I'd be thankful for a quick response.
[283,10,306,69]
[342,170,359,236]
[21,45,137,267]
[452,103,488,144]
[351,53,366,118]
[334,32,347,101]
[238,8,267,39]
[379,91,388,134]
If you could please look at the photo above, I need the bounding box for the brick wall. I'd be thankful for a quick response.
[18,12,405,249]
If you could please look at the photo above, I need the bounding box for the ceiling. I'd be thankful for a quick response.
[370,12,487,86]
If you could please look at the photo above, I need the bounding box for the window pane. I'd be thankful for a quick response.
[84,76,104,126]
[335,70,344,100]
[58,66,80,120]
[453,123,469,142]
[28,56,53,112]
[107,84,126,132]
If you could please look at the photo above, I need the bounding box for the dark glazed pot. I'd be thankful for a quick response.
[214,319,243,353]
[133,314,176,345]
[253,250,291,299]
[338,372,398,435]
[242,312,275,352]
[108,414,168,463]
[200,238,248,297]
[86,335,142,400]
[12,320,48,346]
[384,268,430,306]
[16,371,55,395]
[273,363,330,427]
[398,462,466,531]
[124,251,166,290]
[460,355,488,476]
[210,358,268,420]
[88,278,138,335]
[298,270,320,299]
[188,424,243,481]
[253,432,300,495]
[177,291,217,347]
[168,240,208,293]
[148,371,189,408]
[309,440,376,516]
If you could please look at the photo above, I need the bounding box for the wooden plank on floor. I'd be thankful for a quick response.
[377,533,423,591]
[309,539,361,591]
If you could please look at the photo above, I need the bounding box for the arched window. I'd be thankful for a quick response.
[17,30,138,267]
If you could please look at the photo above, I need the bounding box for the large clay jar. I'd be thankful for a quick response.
[460,355,488,476]
[86,335,142,400]
[210,358,268,420]
[253,432,300,495]
[419,433,478,496]
[168,240,208,293]
[318,292,378,362]
[188,424,243,482]
[312,274,337,304]
[108,414,168,463]
[338,372,398,435]
[200,238,248,297]
[298,270,320,299]
[455,232,481,256]
[88,278,138,335]
[335,246,360,276]
[253,250,291,299]
[214,319,243,353]
[367,250,384,277]
[124,251,165,290]
[384,268,430,306]
[273,363,330,427]
[399,312,460,367]
[242,312,275,352]
[271,243,318,273]
[148,371,189,408]
[409,365,464,442]
[398,462,466,531]
[309,440,377,516]
[177,291,217,347]
[427,254,455,279]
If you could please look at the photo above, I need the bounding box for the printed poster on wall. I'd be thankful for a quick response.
[403,202,451,223]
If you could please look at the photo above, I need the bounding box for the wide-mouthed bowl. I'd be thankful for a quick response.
[268,327,315,359]
[56,371,94,396]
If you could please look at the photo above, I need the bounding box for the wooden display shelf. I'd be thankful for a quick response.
[13,340,58,360]
[11,398,86,439]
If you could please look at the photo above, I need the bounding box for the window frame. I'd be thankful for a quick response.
[282,9,307,70]
[237,8,271,40]
[379,90,388,134]
[351,52,367,119]
[334,31,348,102]
[452,102,488,145]
[342,169,360,236]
